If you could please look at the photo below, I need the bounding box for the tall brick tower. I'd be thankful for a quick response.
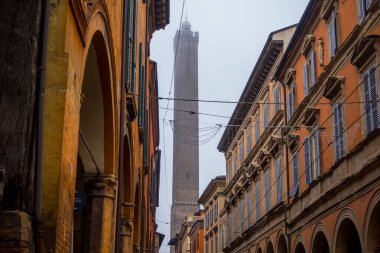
[170,18,199,246]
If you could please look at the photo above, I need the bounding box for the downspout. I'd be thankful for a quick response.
[34,0,50,252]
[280,80,291,253]
[115,0,128,251]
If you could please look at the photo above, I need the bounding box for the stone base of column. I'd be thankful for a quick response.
[0,211,32,253]
[119,219,133,253]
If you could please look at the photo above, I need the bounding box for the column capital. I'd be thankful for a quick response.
[84,175,117,198]
[120,218,133,236]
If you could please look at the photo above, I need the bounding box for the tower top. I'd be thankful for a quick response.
[181,16,191,31]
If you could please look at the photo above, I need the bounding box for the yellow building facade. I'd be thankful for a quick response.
[0,0,169,252]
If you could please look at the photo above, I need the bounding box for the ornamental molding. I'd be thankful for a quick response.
[69,0,111,46]
[268,134,282,156]
[351,35,380,67]
[285,68,296,86]
[286,133,300,151]
[321,0,337,20]
[302,35,316,56]
[302,107,320,127]
[322,76,345,100]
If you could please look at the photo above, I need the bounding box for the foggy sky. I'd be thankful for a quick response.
[150,1,309,252]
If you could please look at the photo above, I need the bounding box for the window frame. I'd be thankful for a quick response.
[332,100,345,161]
[327,10,338,58]
[264,168,271,213]
[274,83,281,114]
[361,62,379,135]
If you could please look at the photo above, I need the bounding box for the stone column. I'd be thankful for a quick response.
[0,211,32,253]
[83,175,117,253]
[120,218,133,253]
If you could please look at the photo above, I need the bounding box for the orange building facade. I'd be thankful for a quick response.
[216,0,380,253]
[0,0,169,253]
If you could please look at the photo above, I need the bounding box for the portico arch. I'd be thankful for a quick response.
[333,209,362,253]
[364,190,380,253]
[311,223,330,253]
[276,232,287,253]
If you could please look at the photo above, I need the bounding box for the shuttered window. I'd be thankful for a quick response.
[255,115,260,142]
[239,140,244,163]
[276,157,282,203]
[310,51,317,85]
[304,136,312,184]
[255,181,260,221]
[247,124,251,153]
[363,65,379,134]
[265,170,271,213]
[288,83,297,119]
[138,43,144,127]
[233,206,237,240]
[359,0,373,20]
[239,199,244,234]
[313,127,321,178]
[333,102,345,160]
[291,152,299,196]
[221,225,225,249]
[274,85,280,113]
[264,98,269,128]
[131,0,138,93]
[247,190,252,227]
[304,63,309,96]
[233,154,237,175]
[328,12,338,58]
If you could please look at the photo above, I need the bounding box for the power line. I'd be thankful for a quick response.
[162,0,187,121]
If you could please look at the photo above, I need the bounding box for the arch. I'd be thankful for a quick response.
[81,11,117,175]
[311,223,330,253]
[294,235,307,253]
[256,246,263,253]
[266,240,274,253]
[333,209,363,253]
[364,190,380,252]
[276,231,288,253]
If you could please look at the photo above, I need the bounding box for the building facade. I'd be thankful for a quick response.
[217,26,295,253]
[189,213,205,253]
[198,176,226,253]
[171,18,200,246]
[0,0,169,252]
[214,1,380,253]
[275,0,380,253]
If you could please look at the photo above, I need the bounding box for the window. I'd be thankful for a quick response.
[327,11,338,58]
[255,181,260,221]
[215,232,218,253]
[233,153,237,176]
[255,114,260,142]
[239,140,244,163]
[276,157,282,203]
[304,127,321,184]
[287,83,297,119]
[197,233,199,250]
[265,169,271,213]
[233,206,237,240]
[210,237,213,253]
[138,43,145,127]
[227,162,231,183]
[304,50,317,96]
[206,239,209,253]
[246,124,252,153]
[263,98,269,128]
[362,65,379,134]
[239,198,244,234]
[247,190,252,227]
[359,0,373,20]
[227,213,231,243]
[333,102,345,160]
[221,225,225,249]
[274,84,281,113]
[291,151,299,197]
[215,202,218,220]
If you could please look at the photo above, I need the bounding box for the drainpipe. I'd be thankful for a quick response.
[115,0,129,251]
[34,0,50,252]
[280,80,291,253]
